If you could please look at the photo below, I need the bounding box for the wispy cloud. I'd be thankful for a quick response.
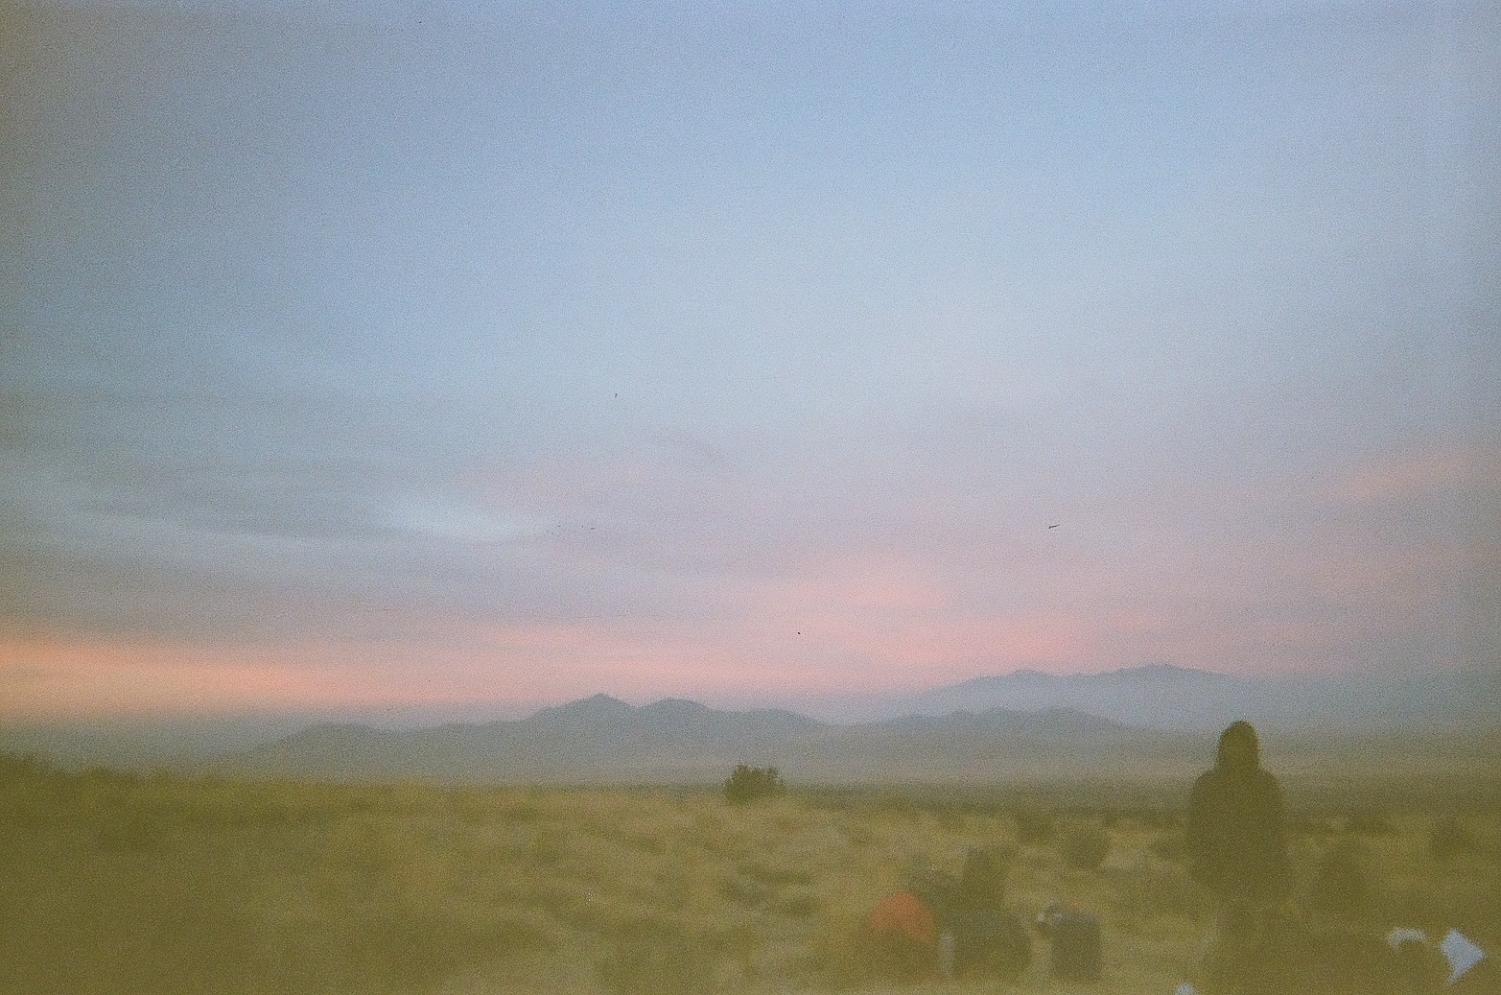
[3,1,1497,716]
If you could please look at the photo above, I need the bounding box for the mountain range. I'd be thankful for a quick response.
[227,662,1501,784]
[6,663,1497,782]
[230,694,1168,784]
[891,663,1501,732]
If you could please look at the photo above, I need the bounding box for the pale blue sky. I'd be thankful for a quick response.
[2,1,1497,717]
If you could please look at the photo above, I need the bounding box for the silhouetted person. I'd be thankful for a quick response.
[1187,721,1290,991]
[1188,721,1289,905]
[941,848,1031,980]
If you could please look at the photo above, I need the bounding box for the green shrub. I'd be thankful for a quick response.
[81,767,142,788]
[1310,840,1372,916]
[807,917,931,988]
[1149,831,1187,862]
[1060,825,1110,871]
[1430,816,1477,861]
[95,807,164,853]
[1345,809,1395,835]
[718,876,771,907]
[1292,814,1338,837]
[723,765,785,805]
[1115,861,1210,921]
[598,920,718,995]
[1015,808,1055,845]
[0,752,52,781]
[770,890,820,917]
[1133,808,1179,830]
[737,860,812,887]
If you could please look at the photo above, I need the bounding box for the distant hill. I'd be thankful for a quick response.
[9,664,1497,782]
[902,663,1247,729]
[891,663,1501,733]
[228,697,1181,784]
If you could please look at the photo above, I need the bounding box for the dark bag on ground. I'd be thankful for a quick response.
[949,907,1031,980]
[1039,904,1102,982]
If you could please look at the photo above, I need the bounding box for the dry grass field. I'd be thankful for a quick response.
[1,753,1497,995]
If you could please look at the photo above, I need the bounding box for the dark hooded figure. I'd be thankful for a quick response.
[944,848,1031,980]
[1186,721,1290,908]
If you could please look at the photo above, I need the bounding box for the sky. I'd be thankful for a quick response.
[2,1,1498,722]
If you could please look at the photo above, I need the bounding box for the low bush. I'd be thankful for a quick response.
[805,916,932,989]
[597,920,719,995]
[770,890,820,917]
[1014,808,1055,845]
[1429,816,1477,861]
[736,860,812,887]
[1060,825,1110,871]
[1310,840,1372,917]
[723,765,785,805]
[1148,831,1187,862]
[1345,809,1395,835]
[95,808,165,853]
[1292,814,1338,837]
[1113,860,1210,921]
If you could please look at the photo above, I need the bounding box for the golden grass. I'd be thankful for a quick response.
[0,756,1496,994]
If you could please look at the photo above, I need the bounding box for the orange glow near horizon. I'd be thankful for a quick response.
[0,637,458,720]
[4,438,1495,724]
[0,611,1094,721]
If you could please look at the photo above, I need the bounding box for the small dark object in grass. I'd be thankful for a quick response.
[1036,903,1102,982]
[1015,808,1056,845]
[1429,815,1477,861]
[1148,831,1187,862]
[1309,840,1372,916]
[1060,826,1110,872]
[1344,809,1395,835]
[723,765,786,804]
[598,921,718,995]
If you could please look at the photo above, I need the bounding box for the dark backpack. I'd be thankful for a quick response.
[949,907,1032,980]
[1046,908,1102,982]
